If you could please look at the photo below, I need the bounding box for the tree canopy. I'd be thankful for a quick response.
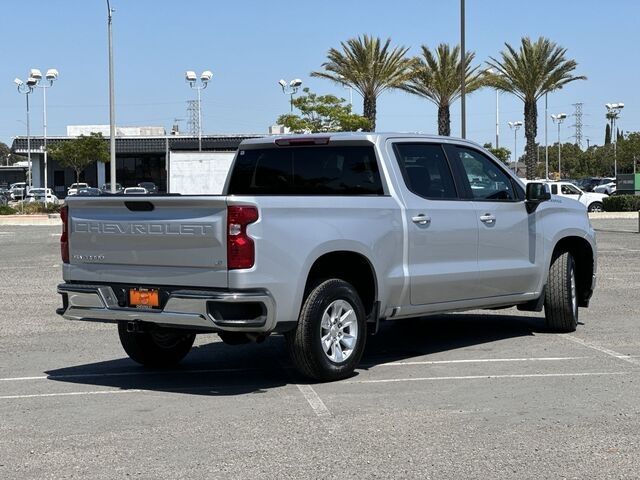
[402,44,485,136]
[311,35,414,130]
[49,133,109,182]
[276,88,370,133]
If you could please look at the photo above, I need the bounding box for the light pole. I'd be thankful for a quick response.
[460,0,466,138]
[551,113,567,179]
[508,121,523,174]
[337,74,353,107]
[106,0,117,193]
[14,76,37,191]
[605,103,624,177]
[30,68,58,202]
[278,78,302,112]
[185,70,213,152]
[545,93,549,179]
[485,68,502,148]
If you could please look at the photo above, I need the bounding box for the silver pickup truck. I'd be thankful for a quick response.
[57,133,597,381]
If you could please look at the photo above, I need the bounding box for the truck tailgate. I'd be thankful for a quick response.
[65,196,228,287]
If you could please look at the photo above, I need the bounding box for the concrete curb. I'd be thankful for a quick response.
[588,211,639,219]
[0,215,61,226]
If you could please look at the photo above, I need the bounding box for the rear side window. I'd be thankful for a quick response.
[393,143,458,199]
[227,145,383,195]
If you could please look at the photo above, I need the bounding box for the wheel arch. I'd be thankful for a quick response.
[303,250,378,317]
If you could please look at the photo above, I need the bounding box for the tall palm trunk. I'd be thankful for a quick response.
[523,100,538,179]
[437,104,451,136]
[363,95,377,131]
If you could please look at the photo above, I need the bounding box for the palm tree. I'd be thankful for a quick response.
[487,37,586,179]
[311,35,414,131]
[401,44,485,136]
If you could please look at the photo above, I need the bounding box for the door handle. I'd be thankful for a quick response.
[412,214,431,225]
[479,213,496,224]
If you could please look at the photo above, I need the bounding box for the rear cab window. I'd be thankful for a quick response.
[227,145,384,195]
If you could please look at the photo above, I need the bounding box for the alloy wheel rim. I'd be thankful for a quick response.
[320,299,358,364]
[570,265,578,316]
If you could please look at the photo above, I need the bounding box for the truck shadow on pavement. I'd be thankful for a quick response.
[45,312,548,396]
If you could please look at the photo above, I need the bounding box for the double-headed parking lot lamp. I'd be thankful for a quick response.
[278,78,302,112]
[551,113,567,179]
[185,70,213,152]
[30,68,59,201]
[14,76,37,191]
[508,121,523,174]
[606,103,624,178]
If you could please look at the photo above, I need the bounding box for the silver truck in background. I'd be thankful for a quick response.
[57,133,597,381]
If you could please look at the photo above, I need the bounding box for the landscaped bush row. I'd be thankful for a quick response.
[0,203,61,215]
[603,195,640,212]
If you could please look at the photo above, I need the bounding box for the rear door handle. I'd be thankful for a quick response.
[479,213,496,224]
[412,214,431,225]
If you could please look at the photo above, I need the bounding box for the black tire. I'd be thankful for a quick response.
[588,202,603,213]
[544,251,578,332]
[286,279,367,382]
[117,323,195,367]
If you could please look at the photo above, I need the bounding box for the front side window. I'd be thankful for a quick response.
[393,143,457,199]
[228,145,383,195]
[454,147,517,201]
[561,184,581,195]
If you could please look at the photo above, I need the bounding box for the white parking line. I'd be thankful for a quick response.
[0,389,145,400]
[363,356,588,367]
[348,371,630,385]
[562,335,640,366]
[296,384,331,416]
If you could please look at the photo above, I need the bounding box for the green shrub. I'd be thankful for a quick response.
[19,202,62,215]
[603,194,640,212]
[0,205,17,215]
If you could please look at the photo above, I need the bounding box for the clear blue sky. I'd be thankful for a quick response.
[2,0,638,154]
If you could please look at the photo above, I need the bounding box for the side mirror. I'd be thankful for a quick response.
[525,182,551,213]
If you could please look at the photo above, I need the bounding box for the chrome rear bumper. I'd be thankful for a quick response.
[57,283,276,332]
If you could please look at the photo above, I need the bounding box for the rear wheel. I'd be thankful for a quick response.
[286,279,366,382]
[544,251,579,332]
[118,323,195,367]
[588,202,603,212]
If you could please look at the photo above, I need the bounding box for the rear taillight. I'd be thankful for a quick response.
[60,205,69,264]
[227,205,259,270]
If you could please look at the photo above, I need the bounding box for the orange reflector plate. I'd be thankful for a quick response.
[129,288,159,308]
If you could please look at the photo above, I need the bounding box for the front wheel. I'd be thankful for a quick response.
[544,251,579,332]
[118,323,195,367]
[588,202,603,212]
[286,279,367,382]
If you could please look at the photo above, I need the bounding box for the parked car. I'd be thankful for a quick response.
[57,133,597,381]
[67,183,89,196]
[100,183,123,193]
[544,181,608,212]
[26,188,60,204]
[123,187,148,194]
[137,182,158,194]
[0,188,11,204]
[577,177,614,192]
[76,187,103,196]
[9,182,27,200]
[593,181,616,195]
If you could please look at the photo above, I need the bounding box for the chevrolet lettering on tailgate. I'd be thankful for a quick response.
[74,222,214,236]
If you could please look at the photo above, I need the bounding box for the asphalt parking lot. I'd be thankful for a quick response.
[0,219,639,479]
